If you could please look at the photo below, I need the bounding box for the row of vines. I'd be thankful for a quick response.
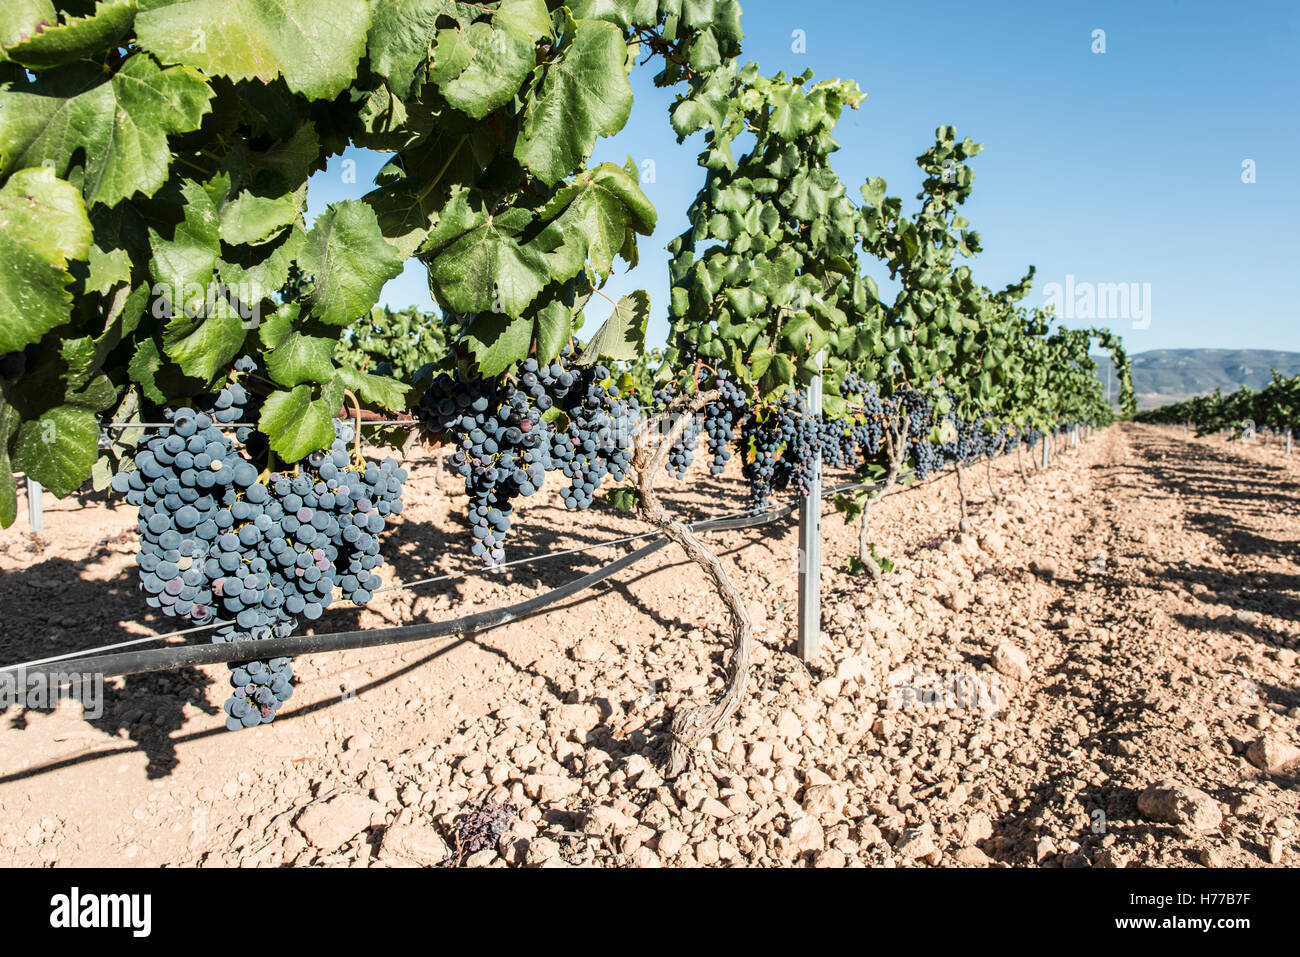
[1136,371,1299,443]
[0,1,1133,764]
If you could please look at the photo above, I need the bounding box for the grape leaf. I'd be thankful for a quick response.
[0,389,19,528]
[148,178,220,315]
[259,380,344,462]
[12,403,99,497]
[0,0,56,52]
[1,0,136,70]
[266,331,336,388]
[576,290,647,364]
[0,54,214,207]
[421,189,549,318]
[336,365,408,412]
[464,311,535,376]
[515,15,634,186]
[218,191,299,245]
[135,0,371,101]
[0,168,92,355]
[430,0,549,118]
[162,298,247,382]
[300,200,405,325]
[535,162,655,280]
[367,0,466,98]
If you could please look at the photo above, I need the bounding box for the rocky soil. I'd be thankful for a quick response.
[1,423,1297,868]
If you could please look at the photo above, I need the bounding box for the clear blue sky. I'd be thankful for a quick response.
[308,0,1300,354]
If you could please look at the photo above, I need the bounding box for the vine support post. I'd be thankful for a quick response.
[1287,428,1292,456]
[797,355,824,662]
[27,477,43,533]
[1041,435,1049,469]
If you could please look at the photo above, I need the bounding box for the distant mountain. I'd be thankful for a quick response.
[1091,349,1300,410]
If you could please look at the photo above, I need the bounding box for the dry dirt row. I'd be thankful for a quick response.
[0,423,1296,867]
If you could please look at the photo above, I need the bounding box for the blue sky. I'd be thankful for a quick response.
[308,0,1299,354]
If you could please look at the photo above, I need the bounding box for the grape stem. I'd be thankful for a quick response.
[632,387,751,779]
[955,459,972,534]
[986,435,1006,505]
[342,390,363,464]
[859,415,910,582]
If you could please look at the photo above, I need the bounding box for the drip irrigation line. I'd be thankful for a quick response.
[3,622,227,670]
[3,449,1020,681]
[3,502,805,682]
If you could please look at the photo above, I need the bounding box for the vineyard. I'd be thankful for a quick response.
[0,1,1295,879]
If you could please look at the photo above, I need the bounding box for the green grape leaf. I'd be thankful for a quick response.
[148,178,219,314]
[464,311,534,376]
[12,403,99,497]
[421,189,549,318]
[218,190,299,245]
[135,0,370,101]
[607,484,640,513]
[2,0,136,70]
[0,54,213,207]
[266,331,336,388]
[216,225,305,307]
[576,290,647,364]
[0,168,92,355]
[300,200,405,325]
[0,389,20,527]
[514,15,633,186]
[336,365,408,412]
[361,179,439,260]
[431,1,548,119]
[162,299,247,382]
[128,337,166,403]
[0,0,55,51]
[536,162,655,279]
[367,0,470,98]
[259,380,344,462]
[532,298,571,363]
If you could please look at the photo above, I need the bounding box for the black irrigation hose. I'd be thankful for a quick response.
[6,453,1015,684]
[4,496,812,683]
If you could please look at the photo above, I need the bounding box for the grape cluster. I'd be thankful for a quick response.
[223,658,294,730]
[419,348,639,562]
[739,391,820,513]
[655,369,745,479]
[114,357,406,731]
[419,366,546,564]
[548,362,639,509]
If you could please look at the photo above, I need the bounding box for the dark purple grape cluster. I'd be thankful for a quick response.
[113,356,406,730]
[419,366,547,564]
[419,347,640,562]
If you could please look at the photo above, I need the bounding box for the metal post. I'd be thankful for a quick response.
[1287,429,1293,456]
[27,477,43,533]
[1041,435,1049,468]
[797,361,823,661]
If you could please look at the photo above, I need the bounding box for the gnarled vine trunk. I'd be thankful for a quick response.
[986,435,1006,505]
[955,460,972,534]
[858,417,910,583]
[634,389,751,779]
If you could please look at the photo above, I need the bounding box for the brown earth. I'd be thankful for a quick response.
[0,423,1297,868]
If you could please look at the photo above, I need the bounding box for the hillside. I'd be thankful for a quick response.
[1093,349,1300,409]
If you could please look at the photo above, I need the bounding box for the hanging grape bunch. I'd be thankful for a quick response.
[113,357,407,730]
[656,368,746,480]
[418,345,640,564]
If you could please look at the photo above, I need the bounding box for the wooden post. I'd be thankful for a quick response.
[27,477,43,533]
[797,359,823,661]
